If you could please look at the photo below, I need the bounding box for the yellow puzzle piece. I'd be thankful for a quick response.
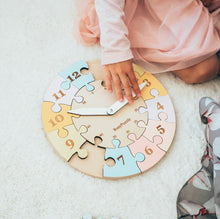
[42,102,74,138]
[133,64,167,100]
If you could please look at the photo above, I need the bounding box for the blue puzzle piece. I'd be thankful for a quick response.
[103,139,144,178]
[59,60,95,91]
[82,214,120,219]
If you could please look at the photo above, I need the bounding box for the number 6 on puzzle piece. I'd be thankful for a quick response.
[128,133,165,172]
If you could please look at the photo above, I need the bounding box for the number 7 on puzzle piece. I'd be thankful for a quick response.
[103,139,145,178]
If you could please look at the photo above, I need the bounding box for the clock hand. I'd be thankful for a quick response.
[68,107,109,116]
[107,81,147,115]
[68,82,147,116]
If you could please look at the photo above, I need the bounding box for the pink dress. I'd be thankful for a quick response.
[74,0,220,73]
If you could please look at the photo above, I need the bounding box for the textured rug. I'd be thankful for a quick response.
[0,1,220,218]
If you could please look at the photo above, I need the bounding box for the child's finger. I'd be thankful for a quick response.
[105,69,113,93]
[128,69,141,97]
[120,74,134,104]
[112,73,124,102]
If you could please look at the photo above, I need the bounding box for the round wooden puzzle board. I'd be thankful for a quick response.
[42,60,176,179]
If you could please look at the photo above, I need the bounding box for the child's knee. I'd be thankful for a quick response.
[174,55,220,84]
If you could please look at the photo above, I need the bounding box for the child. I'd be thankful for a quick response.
[74,0,220,103]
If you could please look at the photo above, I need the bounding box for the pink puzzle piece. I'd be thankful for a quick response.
[128,133,165,172]
[44,75,83,112]
[138,112,176,152]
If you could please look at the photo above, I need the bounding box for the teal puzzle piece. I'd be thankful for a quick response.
[59,60,95,91]
[103,139,144,178]
[82,214,120,219]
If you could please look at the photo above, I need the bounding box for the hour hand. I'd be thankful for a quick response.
[68,107,109,116]
[107,81,147,115]
[68,82,147,116]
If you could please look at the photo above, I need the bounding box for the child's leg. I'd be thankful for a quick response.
[173,54,220,84]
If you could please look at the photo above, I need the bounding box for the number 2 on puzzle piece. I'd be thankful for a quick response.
[103,139,145,178]
[59,60,95,92]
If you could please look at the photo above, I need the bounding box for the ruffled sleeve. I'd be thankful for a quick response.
[95,0,133,65]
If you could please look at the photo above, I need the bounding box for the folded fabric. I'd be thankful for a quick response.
[177,97,220,218]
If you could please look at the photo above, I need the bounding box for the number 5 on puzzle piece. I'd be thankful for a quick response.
[138,112,176,151]
[59,60,95,92]
[46,124,88,161]
[103,139,144,178]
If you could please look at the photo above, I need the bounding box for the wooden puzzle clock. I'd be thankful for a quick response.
[42,60,176,179]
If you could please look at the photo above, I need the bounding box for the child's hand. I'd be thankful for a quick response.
[200,0,212,7]
[103,59,141,104]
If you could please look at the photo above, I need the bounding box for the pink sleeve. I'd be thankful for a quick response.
[95,0,134,65]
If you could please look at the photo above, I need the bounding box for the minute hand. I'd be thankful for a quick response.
[107,81,146,115]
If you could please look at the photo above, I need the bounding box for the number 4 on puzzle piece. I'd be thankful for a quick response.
[138,88,176,123]
[59,60,95,92]
[103,139,144,178]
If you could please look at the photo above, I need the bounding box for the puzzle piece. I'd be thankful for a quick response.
[138,112,176,151]
[71,80,147,148]
[81,60,106,84]
[132,63,146,77]
[59,60,95,91]
[128,133,165,172]
[103,139,144,178]
[82,214,120,219]
[46,124,88,161]
[133,63,167,100]
[42,102,76,138]
[44,75,83,113]
[138,88,175,123]
[69,137,115,178]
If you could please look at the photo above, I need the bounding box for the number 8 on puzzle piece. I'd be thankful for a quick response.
[59,60,95,91]
[103,139,144,178]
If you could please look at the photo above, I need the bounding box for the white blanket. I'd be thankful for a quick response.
[0,1,220,218]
